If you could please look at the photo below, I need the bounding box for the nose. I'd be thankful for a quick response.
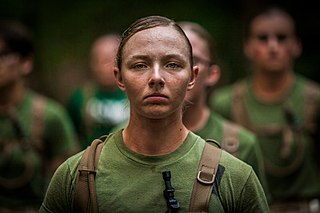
[268,36,280,52]
[148,64,165,88]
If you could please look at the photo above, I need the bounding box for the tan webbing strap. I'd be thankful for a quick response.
[304,81,319,133]
[189,142,222,212]
[73,138,105,213]
[232,80,252,131]
[31,95,46,151]
[222,121,240,157]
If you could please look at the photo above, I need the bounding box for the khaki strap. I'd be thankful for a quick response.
[232,80,251,130]
[73,138,105,213]
[222,121,240,157]
[31,95,46,151]
[304,81,319,133]
[189,142,222,212]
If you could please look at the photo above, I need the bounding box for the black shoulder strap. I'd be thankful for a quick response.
[73,137,106,213]
[189,142,222,212]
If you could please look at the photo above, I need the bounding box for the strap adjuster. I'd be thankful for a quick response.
[197,166,215,185]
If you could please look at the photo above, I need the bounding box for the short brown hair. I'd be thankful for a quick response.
[116,16,193,70]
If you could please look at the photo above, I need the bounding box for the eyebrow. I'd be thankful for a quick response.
[127,53,187,62]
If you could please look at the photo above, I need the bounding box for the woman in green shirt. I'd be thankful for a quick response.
[40,15,269,212]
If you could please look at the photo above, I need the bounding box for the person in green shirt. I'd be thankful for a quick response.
[67,33,129,148]
[179,21,271,202]
[210,6,320,212]
[40,15,269,212]
[0,21,79,212]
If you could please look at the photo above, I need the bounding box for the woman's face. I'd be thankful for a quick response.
[115,26,197,119]
[245,13,301,73]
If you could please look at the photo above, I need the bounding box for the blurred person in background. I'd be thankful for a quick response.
[0,20,79,212]
[179,21,271,202]
[67,33,129,149]
[210,6,320,212]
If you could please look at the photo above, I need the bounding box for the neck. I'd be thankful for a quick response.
[252,70,295,102]
[183,98,210,132]
[123,111,189,155]
[0,81,25,113]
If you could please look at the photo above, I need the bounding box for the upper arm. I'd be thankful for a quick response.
[40,160,76,213]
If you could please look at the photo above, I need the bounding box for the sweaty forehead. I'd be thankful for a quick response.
[122,26,190,58]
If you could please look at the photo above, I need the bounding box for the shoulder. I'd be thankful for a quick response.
[40,151,84,212]
[217,151,269,211]
[206,135,253,179]
[213,112,257,152]
[296,75,320,94]
[217,151,261,196]
[222,118,256,145]
[209,79,248,113]
[28,91,76,135]
[27,91,67,116]
[295,75,320,111]
[57,150,84,177]
[219,150,253,177]
[210,84,234,105]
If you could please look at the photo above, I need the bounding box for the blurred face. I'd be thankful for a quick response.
[91,37,119,89]
[184,29,211,103]
[245,13,301,73]
[115,26,197,119]
[0,40,25,88]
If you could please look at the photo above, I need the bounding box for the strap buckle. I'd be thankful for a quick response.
[197,167,215,185]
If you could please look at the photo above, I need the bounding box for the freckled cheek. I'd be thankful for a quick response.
[170,81,189,99]
[284,48,294,57]
[126,85,142,97]
[253,49,263,59]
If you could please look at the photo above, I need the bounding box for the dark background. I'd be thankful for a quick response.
[1,0,319,104]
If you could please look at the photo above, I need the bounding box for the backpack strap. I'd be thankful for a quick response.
[222,121,240,158]
[73,137,105,213]
[303,81,319,133]
[232,80,251,130]
[189,142,222,212]
[31,94,46,152]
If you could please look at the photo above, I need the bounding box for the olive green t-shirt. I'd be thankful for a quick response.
[210,75,320,200]
[0,90,78,208]
[40,130,268,212]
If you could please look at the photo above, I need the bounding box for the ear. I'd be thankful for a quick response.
[114,67,126,92]
[21,57,33,75]
[205,64,220,87]
[244,41,254,60]
[292,38,302,58]
[187,65,199,91]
